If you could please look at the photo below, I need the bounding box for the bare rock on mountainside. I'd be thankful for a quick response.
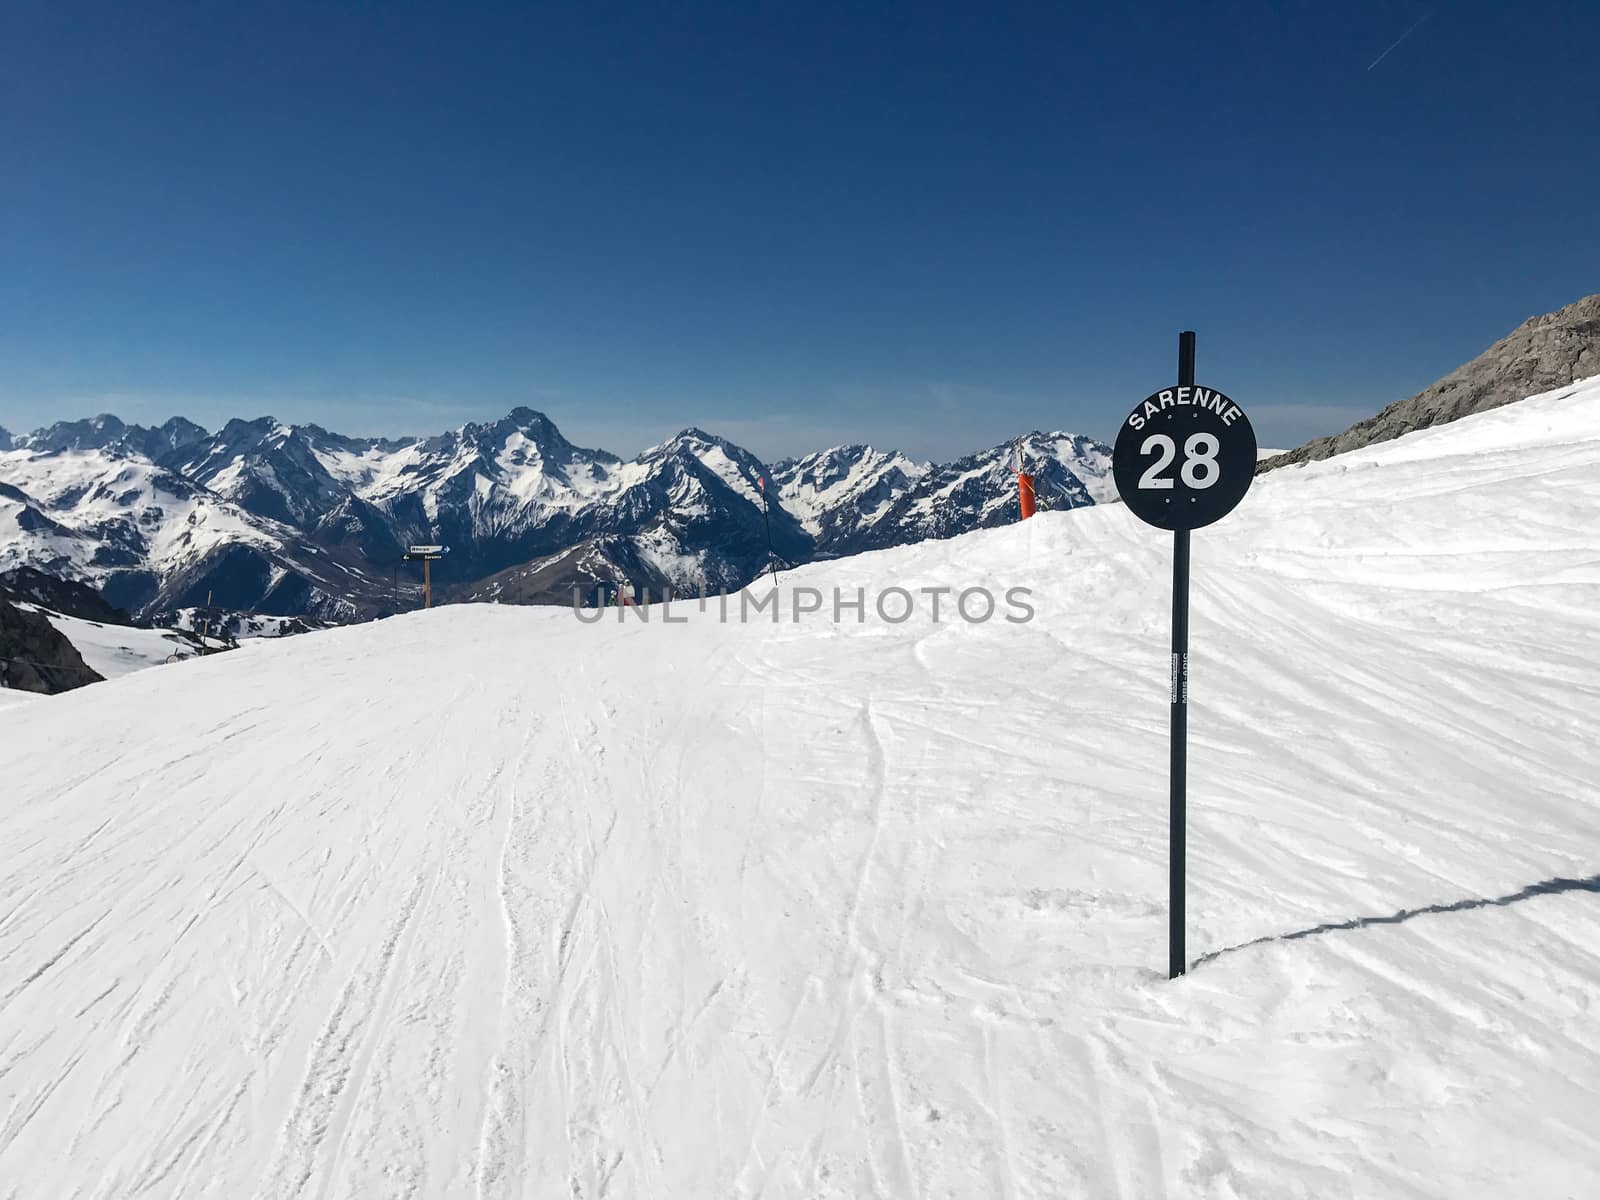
[0,565,136,626]
[1262,293,1600,471]
[0,597,103,694]
[454,535,680,608]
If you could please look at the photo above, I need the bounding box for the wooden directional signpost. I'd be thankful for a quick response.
[401,544,446,609]
[1112,332,1256,979]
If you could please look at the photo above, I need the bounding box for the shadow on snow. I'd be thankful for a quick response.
[1196,872,1600,967]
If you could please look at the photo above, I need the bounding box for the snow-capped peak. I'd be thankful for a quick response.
[1,403,1112,620]
[770,444,929,540]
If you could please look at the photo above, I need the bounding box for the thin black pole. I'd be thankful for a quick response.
[1171,330,1195,979]
[761,479,779,583]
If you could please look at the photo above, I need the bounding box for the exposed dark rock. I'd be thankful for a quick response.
[0,598,103,694]
[0,566,136,625]
[453,536,680,609]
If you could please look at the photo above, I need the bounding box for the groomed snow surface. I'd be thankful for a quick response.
[3,380,1600,1198]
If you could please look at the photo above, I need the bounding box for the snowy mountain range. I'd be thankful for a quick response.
[0,410,1112,620]
[8,292,1596,626]
[774,432,1112,556]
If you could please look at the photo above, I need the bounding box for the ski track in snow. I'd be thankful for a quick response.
[3,380,1600,1196]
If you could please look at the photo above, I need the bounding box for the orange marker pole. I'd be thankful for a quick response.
[1018,471,1036,520]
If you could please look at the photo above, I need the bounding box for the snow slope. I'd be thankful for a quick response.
[2,379,1599,1198]
[0,687,41,713]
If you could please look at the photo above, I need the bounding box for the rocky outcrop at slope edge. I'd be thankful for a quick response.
[0,565,137,626]
[1261,293,1600,472]
[0,597,103,694]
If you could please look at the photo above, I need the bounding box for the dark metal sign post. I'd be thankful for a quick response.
[1111,332,1256,979]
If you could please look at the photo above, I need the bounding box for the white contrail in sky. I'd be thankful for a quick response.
[1367,12,1431,71]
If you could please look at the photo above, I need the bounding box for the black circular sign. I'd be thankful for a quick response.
[1112,384,1256,531]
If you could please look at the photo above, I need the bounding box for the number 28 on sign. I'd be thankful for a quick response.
[1112,384,1256,532]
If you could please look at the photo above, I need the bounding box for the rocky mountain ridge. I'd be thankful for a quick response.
[1,409,1111,620]
[1263,293,1600,470]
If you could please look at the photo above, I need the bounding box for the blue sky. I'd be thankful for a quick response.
[1,1,1596,462]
